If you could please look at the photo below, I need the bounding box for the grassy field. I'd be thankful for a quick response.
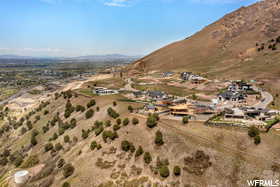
[0,88,19,101]
[83,77,126,90]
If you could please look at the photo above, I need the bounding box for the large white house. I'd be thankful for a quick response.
[93,87,119,95]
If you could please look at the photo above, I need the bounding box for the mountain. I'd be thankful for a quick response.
[0,54,141,63]
[64,54,141,62]
[130,0,280,81]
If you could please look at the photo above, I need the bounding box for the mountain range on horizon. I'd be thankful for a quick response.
[0,54,142,61]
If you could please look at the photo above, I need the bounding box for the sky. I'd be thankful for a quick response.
[0,0,259,57]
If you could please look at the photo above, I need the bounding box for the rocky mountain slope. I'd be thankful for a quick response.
[130,0,280,80]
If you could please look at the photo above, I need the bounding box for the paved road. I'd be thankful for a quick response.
[253,90,273,109]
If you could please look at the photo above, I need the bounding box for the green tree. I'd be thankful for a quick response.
[123,118,129,126]
[144,152,152,164]
[146,115,157,128]
[128,105,133,113]
[132,118,139,125]
[44,143,54,152]
[87,99,96,108]
[159,166,170,178]
[64,135,70,143]
[135,146,144,157]
[182,116,189,124]
[121,140,131,152]
[254,135,261,145]
[85,109,94,119]
[155,130,164,146]
[173,166,181,176]
[63,163,75,178]
[248,126,259,138]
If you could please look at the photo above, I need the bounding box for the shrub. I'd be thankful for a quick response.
[63,163,75,178]
[70,118,77,129]
[116,118,122,125]
[128,105,133,113]
[21,155,39,168]
[182,116,189,124]
[21,127,27,135]
[76,105,85,112]
[102,130,118,143]
[96,106,100,112]
[105,120,111,127]
[107,107,119,119]
[132,118,139,125]
[90,141,98,150]
[144,152,152,164]
[121,140,131,152]
[87,99,96,108]
[85,109,94,119]
[173,166,181,176]
[254,135,261,145]
[44,143,54,152]
[159,166,170,178]
[62,182,71,187]
[64,135,70,143]
[31,135,38,146]
[113,101,117,106]
[95,126,104,136]
[113,124,121,131]
[155,130,164,146]
[44,110,49,115]
[42,126,49,133]
[123,118,129,126]
[248,126,260,138]
[52,132,58,140]
[32,129,39,137]
[57,158,65,168]
[81,129,89,139]
[55,143,63,151]
[146,115,157,128]
[27,120,33,130]
[135,146,144,157]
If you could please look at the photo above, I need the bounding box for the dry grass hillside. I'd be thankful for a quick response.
[1,90,280,187]
[130,0,280,81]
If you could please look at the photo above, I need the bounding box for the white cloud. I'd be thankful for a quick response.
[104,0,131,7]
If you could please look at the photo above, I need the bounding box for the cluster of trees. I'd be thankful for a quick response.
[257,36,280,51]
[0,149,25,167]
[64,100,75,119]
[248,126,261,145]
[90,141,102,150]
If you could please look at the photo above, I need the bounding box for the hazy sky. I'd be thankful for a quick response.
[0,0,258,57]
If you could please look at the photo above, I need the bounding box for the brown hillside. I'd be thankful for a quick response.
[131,0,280,80]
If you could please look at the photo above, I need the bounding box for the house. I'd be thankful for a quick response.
[146,91,168,100]
[133,91,145,98]
[224,108,247,119]
[162,72,174,77]
[180,72,192,81]
[169,103,196,116]
[93,87,119,95]
[228,81,252,92]
[218,91,246,102]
